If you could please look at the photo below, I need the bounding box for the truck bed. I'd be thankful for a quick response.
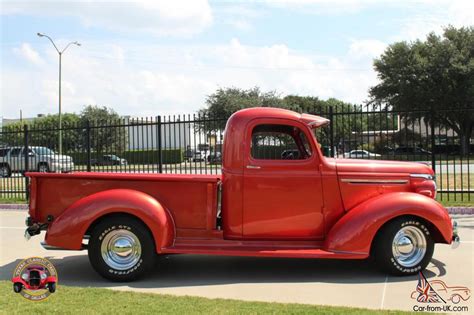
[28,172,221,234]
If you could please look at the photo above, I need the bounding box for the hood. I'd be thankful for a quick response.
[331,158,436,211]
[334,158,433,175]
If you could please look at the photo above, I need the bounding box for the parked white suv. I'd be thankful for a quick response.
[0,146,74,177]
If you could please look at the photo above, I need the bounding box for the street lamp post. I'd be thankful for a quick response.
[37,33,80,155]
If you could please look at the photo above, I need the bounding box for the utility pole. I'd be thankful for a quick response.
[37,33,80,154]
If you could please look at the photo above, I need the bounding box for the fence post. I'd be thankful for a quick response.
[86,120,92,172]
[157,116,163,173]
[329,106,335,158]
[23,124,30,200]
[430,105,436,172]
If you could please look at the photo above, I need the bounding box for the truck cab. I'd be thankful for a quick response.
[221,108,329,240]
[26,107,457,282]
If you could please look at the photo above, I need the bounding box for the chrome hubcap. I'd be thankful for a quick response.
[101,230,141,270]
[392,226,427,267]
[0,167,8,176]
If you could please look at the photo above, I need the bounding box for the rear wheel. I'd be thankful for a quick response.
[37,163,50,173]
[48,282,56,293]
[373,217,434,276]
[88,216,156,282]
[0,164,11,178]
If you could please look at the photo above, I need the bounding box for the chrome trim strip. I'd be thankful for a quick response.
[410,173,436,180]
[340,178,408,184]
[330,250,368,255]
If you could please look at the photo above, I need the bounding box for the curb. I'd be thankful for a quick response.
[447,207,474,215]
[0,204,28,210]
[1,204,473,214]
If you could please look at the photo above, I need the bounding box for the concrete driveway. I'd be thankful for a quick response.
[1,210,472,311]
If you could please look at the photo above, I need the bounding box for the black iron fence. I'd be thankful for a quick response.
[0,107,472,203]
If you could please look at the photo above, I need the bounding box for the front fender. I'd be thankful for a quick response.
[324,192,452,255]
[45,189,174,252]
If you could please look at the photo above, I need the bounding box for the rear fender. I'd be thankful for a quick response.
[45,189,174,252]
[324,192,452,255]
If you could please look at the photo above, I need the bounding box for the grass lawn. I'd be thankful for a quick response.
[0,281,412,315]
[0,196,26,204]
[437,193,474,206]
[437,174,474,192]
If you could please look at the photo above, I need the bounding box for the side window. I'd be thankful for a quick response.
[0,148,9,157]
[251,124,312,160]
[9,148,22,157]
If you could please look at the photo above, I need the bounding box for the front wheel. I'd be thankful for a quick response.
[372,217,434,276]
[88,216,156,282]
[13,282,22,293]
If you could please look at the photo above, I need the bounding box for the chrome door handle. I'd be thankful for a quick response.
[246,165,261,169]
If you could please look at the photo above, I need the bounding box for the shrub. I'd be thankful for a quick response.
[69,149,183,165]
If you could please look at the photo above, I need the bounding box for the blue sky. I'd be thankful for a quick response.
[1,0,473,118]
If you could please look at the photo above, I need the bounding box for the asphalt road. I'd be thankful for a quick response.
[0,210,472,311]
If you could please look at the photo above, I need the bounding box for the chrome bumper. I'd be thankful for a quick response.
[452,220,460,249]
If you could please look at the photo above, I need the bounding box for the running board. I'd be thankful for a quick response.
[41,241,86,251]
[162,245,368,259]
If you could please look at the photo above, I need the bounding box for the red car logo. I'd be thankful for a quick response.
[410,272,471,304]
[12,265,57,294]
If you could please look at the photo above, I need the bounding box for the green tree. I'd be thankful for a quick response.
[198,87,287,130]
[0,113,81,151]
[282,96,363,148]
[79,105,127,153]
[369,26,474,155]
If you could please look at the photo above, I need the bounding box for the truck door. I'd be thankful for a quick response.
[242,119,324,240]
[8,148,23,172]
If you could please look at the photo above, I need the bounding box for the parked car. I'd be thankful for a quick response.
[392,146,431,156]
[207,152,222,163]
[192,151,206,162]
[12,265,57,293]
[91,155,127,166]
[0,146,74,177]
[25,107,457,282]
[184,148,194,161]
[343,150,381,159]
[281,149,301,160]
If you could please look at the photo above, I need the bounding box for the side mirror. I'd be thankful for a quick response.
[28,152,35,157]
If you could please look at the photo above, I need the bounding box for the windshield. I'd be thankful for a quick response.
[34,147,55,155]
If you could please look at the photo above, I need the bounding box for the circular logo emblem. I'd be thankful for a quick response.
[11,257,58,301]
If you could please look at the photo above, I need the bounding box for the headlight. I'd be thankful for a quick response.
[41,273,47,280]
[410,173,437,198]
[21,273,28,280]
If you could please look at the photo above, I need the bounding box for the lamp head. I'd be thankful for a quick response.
[37,32,45,37]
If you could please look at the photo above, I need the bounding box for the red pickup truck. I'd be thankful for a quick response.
[25,107,458,281]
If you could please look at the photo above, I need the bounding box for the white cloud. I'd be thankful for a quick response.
[2,0,213,36]
[263,0,384,14]
[13,43,44,65]
[2,38,382,118]
[226,19,253,31]
[348,39,386,60]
